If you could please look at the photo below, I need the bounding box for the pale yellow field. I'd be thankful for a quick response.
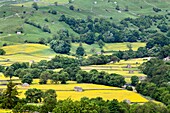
[0,109,12,113]
[57,90,148,102]
[13,83,148,103]
[17,83,121,91]
[18,89,148,103]
[0,73,19,80]
[125,78,131,83]
[0,44,76,66]
[0,44,56,66]
[81,58,148,83]
[103,42,146,51]
[1,44,54,56]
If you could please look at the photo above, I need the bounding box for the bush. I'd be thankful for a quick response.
[69,5,74,10]
[0,49,6,55]
[126,86,133,91]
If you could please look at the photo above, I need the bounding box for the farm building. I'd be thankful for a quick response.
[22,83,30,87]
[128,70,134,74]
[74,86,83,92]
[126,64,132,68]
[164,56,170,61]
[16,31,21,35]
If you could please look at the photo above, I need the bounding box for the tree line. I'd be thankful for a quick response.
[0,54,124,87]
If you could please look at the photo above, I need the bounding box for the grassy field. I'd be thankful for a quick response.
[18,89,148,102]
[0,0,169,43]
[81,58,148,83]
[0,72,148,103]
[0,109,12,113]
[13,0,69,7]
[0,73,19,81]
[18,83,122,90]
[14,83,148,103]
[71,42,146,55]
[0,44,57,66]
[103,42,146,51]
[0,79,148,103]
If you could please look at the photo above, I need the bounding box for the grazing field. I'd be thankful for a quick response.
[0,44,57,66]
[71,42,146,55]
[56,90,148,102]
[71,43,101,55]
[18,83,122,90]
[0,109,12,113]
[16,83,148,103]
[0,74,148,103]
[81,58,148,82]
[13,0,69,7]
[0,73,19,81]
[103,42,146,51]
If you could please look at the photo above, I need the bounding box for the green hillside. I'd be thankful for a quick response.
[0,0,169,44]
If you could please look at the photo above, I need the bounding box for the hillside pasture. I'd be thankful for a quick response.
[13,0,69,7]
[81,58,148,82]
[71,42,146,55]
[0,44,56,66]
[0,109,12,113]
[103,42,146,51]
[16,83,148,103]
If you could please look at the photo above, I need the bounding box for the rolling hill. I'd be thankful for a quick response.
[0,0,169,44]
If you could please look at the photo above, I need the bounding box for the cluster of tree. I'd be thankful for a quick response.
[24,19,51,33]
[122,15,169,34]
[49,29,71,54]
[58,13,169,44]
[48,9,57,15]
[27,54,119,70]
[0,49,6,55]
[116,46,148,60]
[58,15,139,44]
[136,82,170,106]
[36,55,79,69]
[153,7,162,12]
[115,33,170,60]
[76,69,125,87]
[80,54,120,66]
[136,58,170,105]
[0,81,19,109]
[139,58,170,85]
[0,82,57,112]
[32,2,39,10]
[1,54,123,87]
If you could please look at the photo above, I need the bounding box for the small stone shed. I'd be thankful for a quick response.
[22,83,30,87]
[74,86,83,92]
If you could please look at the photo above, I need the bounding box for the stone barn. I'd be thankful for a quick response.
[129,70,134,74]
[22,83,30,87]
[126,64,132,68]
[74,86,83,92]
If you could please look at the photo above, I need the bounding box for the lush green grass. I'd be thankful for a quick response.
[0,0,169,43]
[13,0,69,7]
[71,42,146,55]
[71,43,101,55]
